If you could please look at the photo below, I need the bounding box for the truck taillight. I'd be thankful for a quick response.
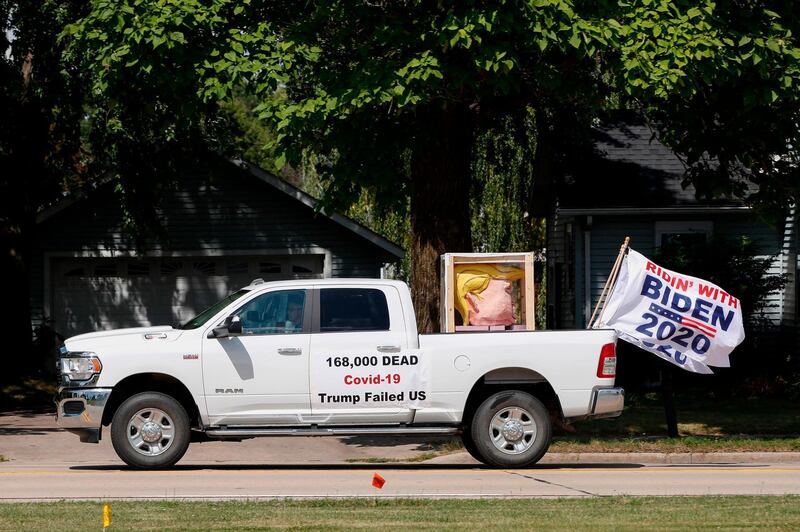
[597,343,616,378]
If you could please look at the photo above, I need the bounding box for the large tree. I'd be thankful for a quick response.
[1,0,88,376]
[68,0,800,332]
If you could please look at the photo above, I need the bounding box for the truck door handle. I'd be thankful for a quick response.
[376,345,401,353]
[277,347,302,356]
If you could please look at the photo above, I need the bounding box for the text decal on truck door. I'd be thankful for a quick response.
[312,351,430,408]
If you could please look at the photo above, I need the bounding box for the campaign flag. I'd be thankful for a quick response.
[595,249,745,373]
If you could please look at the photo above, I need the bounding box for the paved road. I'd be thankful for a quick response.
[1,413,798,500]
[1,461,798,500]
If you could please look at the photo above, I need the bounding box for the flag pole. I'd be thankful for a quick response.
[587,236,630,329]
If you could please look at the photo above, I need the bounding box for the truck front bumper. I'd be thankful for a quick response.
[55,387,112,443]
[589,387,624,419]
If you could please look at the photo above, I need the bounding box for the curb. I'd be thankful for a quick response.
[426,451,800,465]
[541,452,800,464]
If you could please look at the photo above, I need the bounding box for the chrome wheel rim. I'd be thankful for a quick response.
[127,408,175,457]
[489,406,537,455]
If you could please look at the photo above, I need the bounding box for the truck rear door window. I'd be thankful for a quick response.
[319,288,390,332]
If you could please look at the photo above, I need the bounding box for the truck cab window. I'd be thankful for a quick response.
[319,288,390,332]
[235,290,306,335]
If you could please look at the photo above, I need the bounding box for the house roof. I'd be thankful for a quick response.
[558,114,750,214]
[230,159,404,259]
[37,157,404,260]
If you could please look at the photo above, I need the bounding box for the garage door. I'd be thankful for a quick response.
[51,255,324,337]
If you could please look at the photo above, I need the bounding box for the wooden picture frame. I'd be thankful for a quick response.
[440,252,535,333]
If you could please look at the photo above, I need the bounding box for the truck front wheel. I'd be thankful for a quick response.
[470,390,551,468]
[110,392,191,469]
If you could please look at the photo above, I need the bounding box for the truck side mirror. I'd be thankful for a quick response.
[228,315,243,335]
[208,315,242,339]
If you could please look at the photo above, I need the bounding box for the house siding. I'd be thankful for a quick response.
[546,208,576,329]
[586,217,654,328]
[572,212,786,330]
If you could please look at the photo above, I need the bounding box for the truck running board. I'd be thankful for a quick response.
[205,426,460,438]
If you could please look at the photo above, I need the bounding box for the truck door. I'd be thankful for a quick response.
[309,285,418,425]
[202,288,312,426]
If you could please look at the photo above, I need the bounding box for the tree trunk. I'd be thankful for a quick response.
[409,103,475,333]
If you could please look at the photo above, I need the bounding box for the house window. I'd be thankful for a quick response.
[192,261,218,275]
[127,262,151,277]
[160,261,184,276]
[226,261,249,275]
[62,266,85,277]
[94,263,118,277]
[259,262,283,274]
[654,221,713,248]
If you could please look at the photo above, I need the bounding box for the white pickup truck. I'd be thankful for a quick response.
[56,278,623,469]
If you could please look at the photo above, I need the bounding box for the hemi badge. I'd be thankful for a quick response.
[183,354,199,360]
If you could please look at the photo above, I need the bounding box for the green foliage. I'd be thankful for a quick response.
[189,1,615,211]
[217,91,283,174]
[471,110,545,254]
[62,1,800,221]
[612,1,800,210]
[345,190,412,281]
[62,0,240,244]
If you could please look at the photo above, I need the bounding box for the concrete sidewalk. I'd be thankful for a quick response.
[427,451,800,465]
[2,411,797,467]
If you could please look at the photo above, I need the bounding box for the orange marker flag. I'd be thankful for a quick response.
[103,503,112,529]
[372,473,386,489]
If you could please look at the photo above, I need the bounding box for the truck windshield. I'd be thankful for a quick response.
[180,289,250,330]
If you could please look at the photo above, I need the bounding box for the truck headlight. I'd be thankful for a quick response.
[60,353,102,381]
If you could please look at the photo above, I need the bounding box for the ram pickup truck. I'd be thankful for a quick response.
[56,278,623,469]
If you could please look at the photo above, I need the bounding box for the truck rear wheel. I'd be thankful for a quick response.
[470,390,551,468]
[110,392,191,469]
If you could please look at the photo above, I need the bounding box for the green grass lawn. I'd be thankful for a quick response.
[1,497,798,531]
[548,435,800,453]
[0,377,57,411]
[545,393,800,453]
[566,393,800,438]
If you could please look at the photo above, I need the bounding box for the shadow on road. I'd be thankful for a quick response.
[0,426,62,436]
[69,462,647,472]
[0,408,55,418]
[337,435,454,450]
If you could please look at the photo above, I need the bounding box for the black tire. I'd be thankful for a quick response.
[469,390,552,468]
[110,392,191,469]
[460,429,486,464]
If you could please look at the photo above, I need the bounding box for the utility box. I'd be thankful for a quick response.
[440,252,535,333]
